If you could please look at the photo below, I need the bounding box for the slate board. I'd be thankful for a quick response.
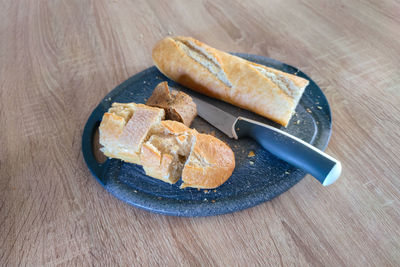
[82,53,332,216]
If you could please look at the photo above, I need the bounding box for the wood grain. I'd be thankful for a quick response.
[1,0,399,265]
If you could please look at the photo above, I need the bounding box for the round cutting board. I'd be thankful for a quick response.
[82,53,332,216]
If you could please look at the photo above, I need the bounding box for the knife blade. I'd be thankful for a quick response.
[192,96,341,186]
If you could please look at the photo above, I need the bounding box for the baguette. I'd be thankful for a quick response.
[99,102,235,188]
[152,36,309,126]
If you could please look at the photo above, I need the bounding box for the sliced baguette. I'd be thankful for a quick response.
[99,103,235,188]
[152,36,309,126]
[146,82,197,127]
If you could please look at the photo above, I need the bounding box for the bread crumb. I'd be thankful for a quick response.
[210,130,215,136]
[213,189,217,193]
[294,120,300,125]
[316,121,320,124]
[133,190,138,193]
[211,200,216,203]
[197,188,201,191]
[203,190,209,193]
[236,127,240,131]
[285,171,290,175]
[248,150,255,157]
[249,161,254,165]
[203,198,208,202]
[317,106,322,110]
[315,101,320,105]
[306,108,312,113]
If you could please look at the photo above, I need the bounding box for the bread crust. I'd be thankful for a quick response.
[99,103,235,189]
[152,36,309,126]
[146,82,197,126]
[181,133,235,189]
[99,103,165,164]
[159,120,196,135]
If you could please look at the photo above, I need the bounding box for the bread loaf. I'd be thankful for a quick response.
[152,36,309,126]
[99,102,235,188]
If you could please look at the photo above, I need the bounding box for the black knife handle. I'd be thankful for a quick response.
[234,117,341,186]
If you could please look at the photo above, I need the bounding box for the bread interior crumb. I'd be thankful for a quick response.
[142,124,195,182]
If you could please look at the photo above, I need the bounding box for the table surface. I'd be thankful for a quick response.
[1,0,400,265]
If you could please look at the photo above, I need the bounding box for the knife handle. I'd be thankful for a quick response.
[234,117,341,186]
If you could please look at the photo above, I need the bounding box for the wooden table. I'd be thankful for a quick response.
[2,0,399,265]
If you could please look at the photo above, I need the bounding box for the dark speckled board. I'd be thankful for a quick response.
[82,54,332,217]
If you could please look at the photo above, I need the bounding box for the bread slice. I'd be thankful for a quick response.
[99,103,165,164]
[99,103,235,189]
[146,82,197,127]
[140,120,195,184]
[152,36,309,126]
[140,121,235,188]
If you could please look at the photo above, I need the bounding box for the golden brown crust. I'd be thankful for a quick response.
[152,36,309,126]
[100,103,235,189]
[181,133,235,189]
[168,90,197,126]
[160,120,195,135]
[146,82,197,126]
[146,82,173,108]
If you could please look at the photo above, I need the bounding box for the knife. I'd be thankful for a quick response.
[192,96,341,186]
